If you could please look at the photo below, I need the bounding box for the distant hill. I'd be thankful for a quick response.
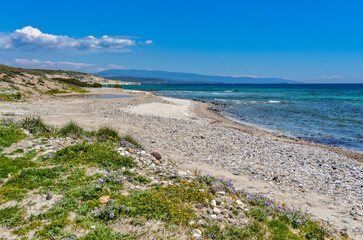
[96,69,301,84]
[105,76,220,85]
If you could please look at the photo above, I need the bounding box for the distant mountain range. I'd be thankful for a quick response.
[96,69,301,84]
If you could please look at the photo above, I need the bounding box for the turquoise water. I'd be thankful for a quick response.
[121,84,363,152]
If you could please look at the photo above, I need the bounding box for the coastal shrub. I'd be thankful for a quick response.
[112,85,123,89]
[50,142,134,169]
[12,220,42,236]
[0,151,37,178]
[63,85,90,93]
[58,121,86,138]
[92,83,102,88]
[0,206,23,227]
[0,120,26,148]
[203,222,265,239]
[118,180,213,224]
[120,135,143,149]
[268,220,300,239]
[20,116,51,134]
[45,88,67,95]
[96,126,120,141]
[79,226,135,240]
[4,166,68,190]
[133,175,151,185]
[35,218,71,239]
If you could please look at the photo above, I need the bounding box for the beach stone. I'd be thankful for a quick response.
[210,214,217,220]
[46,192,54,200]
[192,233,202,239]
[99,196,110,204]
[210,183,224,194]
[216,198,223,205]
[193,229,202,235]
[207,209,213,214]
[127,147,134,153]
[151,152,162,160]
[213,207,221,214]
[218,191,226,196]
[217,215,224,222]
[153,160,160,165]
[195,203,203,209]
[198,220,207,225]
[211,200,217,208]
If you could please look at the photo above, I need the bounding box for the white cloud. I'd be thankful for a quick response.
[0,26,152,52]
[10,58,124,73]
[144,40,153,45]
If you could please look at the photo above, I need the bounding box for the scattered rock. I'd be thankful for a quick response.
[151,152,162,160]
[195,203,203,209]
[99,195,110,204]
[213,207,221,214]
[46,192,54,200]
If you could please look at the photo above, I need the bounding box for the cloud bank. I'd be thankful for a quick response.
[0,26,152,52]
[4,58,124,73]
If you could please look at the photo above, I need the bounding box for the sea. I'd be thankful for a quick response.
[121,84,363,152]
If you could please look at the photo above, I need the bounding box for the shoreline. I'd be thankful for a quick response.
[1,88,362,238]
[191,98,363,163]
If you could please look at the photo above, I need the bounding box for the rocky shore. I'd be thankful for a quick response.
[0,88,362,238]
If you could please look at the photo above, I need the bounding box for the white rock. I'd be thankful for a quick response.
[192,233,202,239]
[193,229,202,235]
[213,207,221,214]
[211,200,217,208]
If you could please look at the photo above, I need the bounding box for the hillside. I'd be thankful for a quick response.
[0,65,138,101]
[97,69,301,84]
[105,76,220,85]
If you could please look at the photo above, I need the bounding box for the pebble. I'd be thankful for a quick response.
[213,207,221,214]
[217,215,223,222]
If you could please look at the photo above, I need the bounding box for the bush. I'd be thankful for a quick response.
[58,121,86,138]
[120,135,142,149]
[0,120,26,148]
[79,226,135,240]
[92,83,102,88]
[112,85,123,89]
[50,142,134,169]
[20,116,50,134]
[96,127,120,141]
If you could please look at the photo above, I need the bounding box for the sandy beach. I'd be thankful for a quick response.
[1,87,362,238]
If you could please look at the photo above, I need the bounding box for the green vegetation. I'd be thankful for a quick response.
[0,206,24,227]
[96,126,120,141]
[0,151,37,178]
[79,226,135,240]
[48,142,134,169]
[0,120,26,149]
[58,121,86,138]
[52,78,102,88]
[20,116,51,134]
[45,88,68,95]
[112,84,123,89]
[0,64,88,76]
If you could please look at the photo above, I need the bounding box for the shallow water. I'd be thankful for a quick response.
[122,84,363,152]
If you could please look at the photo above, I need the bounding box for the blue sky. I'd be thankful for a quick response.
[0,0,362,83]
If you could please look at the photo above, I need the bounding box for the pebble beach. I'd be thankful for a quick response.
[1,88,362,238]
